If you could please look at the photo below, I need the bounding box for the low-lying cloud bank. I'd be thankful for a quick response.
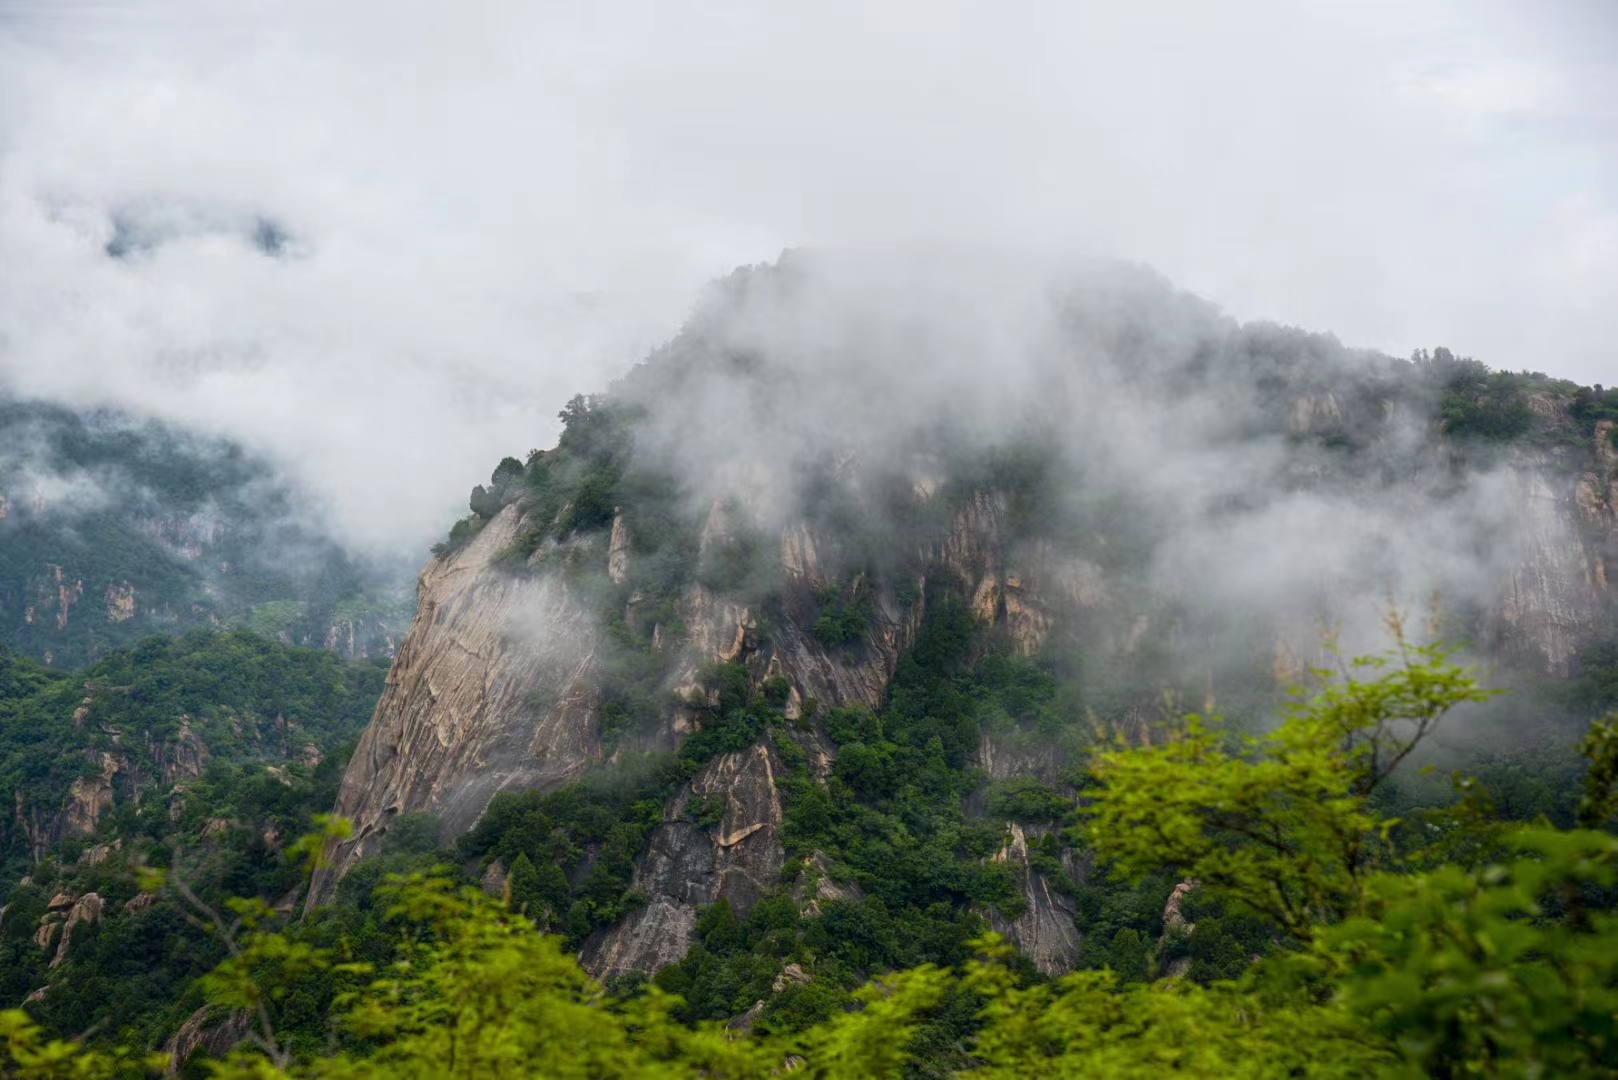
[0,1,1612,557]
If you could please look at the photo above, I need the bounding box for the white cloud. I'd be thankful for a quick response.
[0,0,1612,556]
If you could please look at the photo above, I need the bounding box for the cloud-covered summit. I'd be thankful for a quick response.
[0,1,1612,555]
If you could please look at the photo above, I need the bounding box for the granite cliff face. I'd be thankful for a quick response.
[1481,425,1617,676]
[305,263,1617,982]
[309,505,606,902]
[311,482,1104,934]
[581,743,790,976]
[311,431,1616,971]
[986,823,1084,976]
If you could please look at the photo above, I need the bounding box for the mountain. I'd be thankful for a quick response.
[308,253,1618,991]
[0,394,412,668]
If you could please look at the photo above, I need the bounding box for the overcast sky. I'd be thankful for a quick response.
[0,0,1613,555]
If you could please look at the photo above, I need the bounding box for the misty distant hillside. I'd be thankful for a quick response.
[0,393,412,667]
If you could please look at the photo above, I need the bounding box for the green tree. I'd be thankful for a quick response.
[491,457,525,486]
[1101,928,1150,984]
[1086,637,1493,942]
[506,853,542,918]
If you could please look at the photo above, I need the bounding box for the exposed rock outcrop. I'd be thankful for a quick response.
[577,822,704,978]
[153,717,211,785]
[62,754,119,836]
[1162,879,1197,933]
[15,792,52,862]
[934,493,1111,658]
[986,824,1083,976]
[309,505,606,904]
[77,842,115,867]
[790,852,862,916]
[607,510,631,585]
[34,915,61,950]
[308,400,1616,987]
[106,581,136,623]
[1489,465,1603,676]
[1289,392,1343,434]
[163,1006,252,1077]
[1577,420,1617,599]
[582,743,786,977]
[480,858,509,898]
[50,892,103,967]
[974,731,1068,787]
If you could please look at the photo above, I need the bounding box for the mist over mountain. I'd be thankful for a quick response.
[1,3,1616,1073]
[0,392,414,666]
[1,2,1614,564]
[2,247,1615,1075]
[470,249,1615,673]
[308,252,1617,986]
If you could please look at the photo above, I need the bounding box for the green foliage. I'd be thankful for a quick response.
[1570,641,1618,716]
[959,950,1390,1078]
[694,512,771,595]
[689,794,726,828]
[560,471,618,535]
[0,631,385,1051]
[381,813,444,857]
[1097,928,1151,984]
[608,600,1070,1065]
[822,705,880,746]
[1413,345,1618,452]
[653,897,806,1026]
[458,661,795,948]
[212,870,779,1079]
[461,396,697,561]
[677,662,774,764]
[764,601,1073,997]
[432,513,483,556]
[811,586,872,647]
[0,630,385,866]
[1087,638,1494,941]
[546,395,628,537]
[593,588,684,751]
[1072,644,1618,1075]
[1071,861,1177,972]
[1439,370,1531,440]
[458,755,686,946]
[1323,827,1618,1076]
[15,672,1618,1080]
[982,778,1069,825]
[245,599,310,638]
[490,457,525,486]
[1577,714,1618,828]
[1569,383,1618,437]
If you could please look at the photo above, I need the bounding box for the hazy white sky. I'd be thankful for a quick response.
[0,0,1613,554]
